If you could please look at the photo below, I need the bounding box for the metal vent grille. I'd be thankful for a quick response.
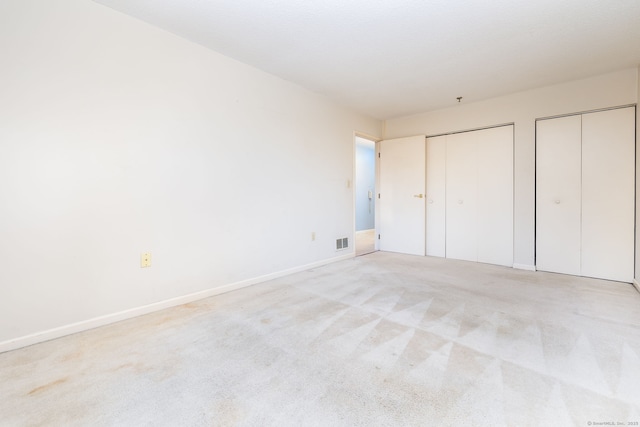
[336,237,348,250]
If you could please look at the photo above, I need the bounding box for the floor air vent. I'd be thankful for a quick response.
[336,237,348,250]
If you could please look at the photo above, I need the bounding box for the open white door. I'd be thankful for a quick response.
[378,136,426,256]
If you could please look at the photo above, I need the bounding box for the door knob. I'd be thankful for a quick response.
[413,194,424,198]
[554,200,561,204]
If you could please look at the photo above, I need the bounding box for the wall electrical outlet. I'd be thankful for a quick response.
[141,252,152,268]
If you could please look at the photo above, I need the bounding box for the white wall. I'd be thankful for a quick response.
[0,0,380,350]
[385,69,638,270]
[636,66,640,288]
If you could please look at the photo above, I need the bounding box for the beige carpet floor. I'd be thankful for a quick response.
[1,252,640,426]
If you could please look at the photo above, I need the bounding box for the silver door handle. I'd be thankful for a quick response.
[413,194,424,198]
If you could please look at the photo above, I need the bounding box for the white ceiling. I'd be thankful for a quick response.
[93,0,640,120]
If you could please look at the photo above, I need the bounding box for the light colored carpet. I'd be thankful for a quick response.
[355,229,375,256]
[1,252,640,426]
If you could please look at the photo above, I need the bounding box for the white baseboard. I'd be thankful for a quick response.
[0,253,354,354]
[633,279,640,294]
[512,263,536,272]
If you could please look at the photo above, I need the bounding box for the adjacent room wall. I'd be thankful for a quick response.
[355,138,375,231]
[0,0,381,350]
[384,69,638,270]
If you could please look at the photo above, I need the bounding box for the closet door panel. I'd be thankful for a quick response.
[426,135,446,257]
[536,115,582,276]
[581,107,635,282]
[476,126,514,267]
[446,132,477,262]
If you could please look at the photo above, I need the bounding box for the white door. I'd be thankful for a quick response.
[425,135,446,257]
[446,131,478,262]
[476,126,514,266]
[581,107,635,282]
[536,115,582,276]
[379,136,426,256]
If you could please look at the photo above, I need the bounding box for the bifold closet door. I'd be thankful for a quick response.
[425,135,446,257]
[536,115,582,276]
[445,132,478,262]
[476,126,513,266]
[581,108,634,282]
[536,107,634,282]
[428,126,514,266]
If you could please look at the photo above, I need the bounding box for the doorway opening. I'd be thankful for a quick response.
[355,136,377,256]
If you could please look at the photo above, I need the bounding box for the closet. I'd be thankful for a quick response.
[536,107,635,282]
[426,125,514,267]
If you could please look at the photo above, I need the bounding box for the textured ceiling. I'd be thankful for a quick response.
[93,0,640,119]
